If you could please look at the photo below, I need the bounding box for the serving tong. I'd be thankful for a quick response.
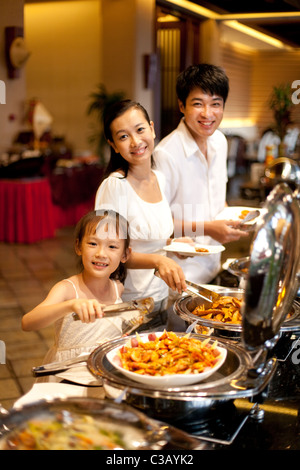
[32,297,155,377]
[72,296,154,321]
[235,209,260,231]
[185,280,222,303]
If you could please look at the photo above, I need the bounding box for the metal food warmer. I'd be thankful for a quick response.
[86,183,300,449]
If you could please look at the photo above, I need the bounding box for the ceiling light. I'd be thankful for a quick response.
[164,0,297,49]
[223,20,289,49]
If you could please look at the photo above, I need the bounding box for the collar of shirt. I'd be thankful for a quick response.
[177,118,200,159]
[177,118,220,166]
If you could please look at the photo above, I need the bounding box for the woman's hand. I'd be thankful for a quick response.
[155,256,186,294]
[170,236,195,259]
[71,298,104,323]
[125,251,186,293]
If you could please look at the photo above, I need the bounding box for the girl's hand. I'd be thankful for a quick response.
[72,299,104,323]
[155,257,186,294]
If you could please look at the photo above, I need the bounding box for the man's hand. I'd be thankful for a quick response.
[204,219,249,244]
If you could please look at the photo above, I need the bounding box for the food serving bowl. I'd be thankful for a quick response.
[87,332,276,423]
[176,183,300,341]
[106,331,227,388]
[227,257,250,280]
[0,397,201,450]
[174,287,300,339]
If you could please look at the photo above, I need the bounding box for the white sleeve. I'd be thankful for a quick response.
[94,175,128,219]
[153,147,180,204]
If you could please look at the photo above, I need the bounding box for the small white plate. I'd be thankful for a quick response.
[163,242,225,257]
[106,332,227,388]
[216,206,264,224]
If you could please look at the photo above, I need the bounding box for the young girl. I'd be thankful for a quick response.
[94,100,179,329]
[22,209,133,363]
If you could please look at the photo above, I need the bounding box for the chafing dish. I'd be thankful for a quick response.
[87,183,300,426]
[0,397,201,450]
[174,287,300,339]
[264,157,300,187]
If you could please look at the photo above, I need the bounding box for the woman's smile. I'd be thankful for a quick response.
[109,108,155,164]
[131,145,148,156]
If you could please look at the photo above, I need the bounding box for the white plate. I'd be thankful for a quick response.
[106,332,227,388]
[216,206,264,224]
[163,242,225,257]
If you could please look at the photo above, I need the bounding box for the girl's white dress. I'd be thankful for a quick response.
[42,279,137,364]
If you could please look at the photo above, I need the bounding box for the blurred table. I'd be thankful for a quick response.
[0,164,104,243]
[0,177,56,243]
[49,164,103,228]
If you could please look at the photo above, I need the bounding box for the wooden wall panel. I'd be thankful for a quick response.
[251,50,300,136]
[218,44,300,144]
[220,43,254,121]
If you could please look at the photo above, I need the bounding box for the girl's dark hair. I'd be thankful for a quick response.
[103,99,154,179]
[75,209,130,284]
[176,63,229,106]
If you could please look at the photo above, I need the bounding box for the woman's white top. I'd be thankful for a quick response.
[95,170,174,303]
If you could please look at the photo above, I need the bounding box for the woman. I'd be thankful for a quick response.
[95,100,181,328]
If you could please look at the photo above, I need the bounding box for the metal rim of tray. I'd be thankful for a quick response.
[87,332,277,402]
[174,293,300,334]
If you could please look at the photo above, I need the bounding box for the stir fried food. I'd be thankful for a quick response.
[116,331,222,376]
[192,296,242,324]
[195,246,209,253]
[1,414,131,450]
[239,209,250,219]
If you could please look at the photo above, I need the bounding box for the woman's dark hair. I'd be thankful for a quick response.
[103,99,154,178]
[176,63,229,107]
[74,209,130,284]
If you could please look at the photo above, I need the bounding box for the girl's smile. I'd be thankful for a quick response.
[76,224,130,279]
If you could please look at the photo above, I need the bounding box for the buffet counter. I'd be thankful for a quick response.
[6,332,300,450]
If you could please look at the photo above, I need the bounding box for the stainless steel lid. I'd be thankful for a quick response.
[242,183,300,349]
[264,157,300,185]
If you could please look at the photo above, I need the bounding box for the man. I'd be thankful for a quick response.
[154,63,248,285]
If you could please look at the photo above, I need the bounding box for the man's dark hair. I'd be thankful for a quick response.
[176,63,229,106]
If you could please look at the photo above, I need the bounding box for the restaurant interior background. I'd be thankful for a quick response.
[0,0,300,409]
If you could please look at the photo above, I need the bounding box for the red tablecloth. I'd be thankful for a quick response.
[0,177,56,243]
[0,165,103,244]
[52,199,94,229]
[48,164,103,228]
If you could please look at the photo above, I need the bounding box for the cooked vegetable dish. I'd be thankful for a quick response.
[115,331,222,376]
[1,413,134,450]
[239,209,250,219]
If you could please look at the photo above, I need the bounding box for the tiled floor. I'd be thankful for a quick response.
[0,226,78,410]
[0,216,252,411]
